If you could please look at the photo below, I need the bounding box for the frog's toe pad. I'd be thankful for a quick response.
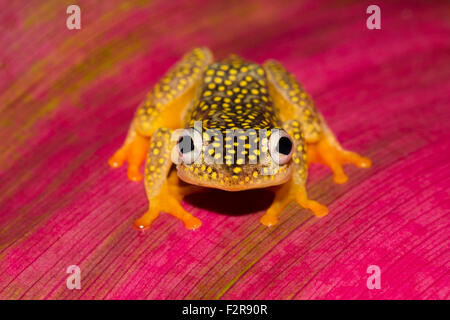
[134,186,202,230]
[127,165,143,181]
[184,216,202,230]
[342,150,372,168]
[108,148,127,168]
[133,210,158,230]
[260,214,279,227]
[108,134,149,182]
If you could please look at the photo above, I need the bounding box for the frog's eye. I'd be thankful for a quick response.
[177,128,202,164]
[269,129,293,165]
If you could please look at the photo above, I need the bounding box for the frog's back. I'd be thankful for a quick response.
[184,56,281,130]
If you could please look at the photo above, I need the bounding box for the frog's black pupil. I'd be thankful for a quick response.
[178,135,194,154]
[277,137,292,155]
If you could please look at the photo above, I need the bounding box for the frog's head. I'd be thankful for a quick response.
[175,127,294,191]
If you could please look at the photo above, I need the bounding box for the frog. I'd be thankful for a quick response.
[108,47,371,230]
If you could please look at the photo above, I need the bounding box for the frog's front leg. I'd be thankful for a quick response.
[108,47,213,181]
[261,120,328,226]
[133,128,202,230]
[264,60,371,184]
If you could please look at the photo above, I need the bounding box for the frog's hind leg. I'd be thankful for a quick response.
[307,115,371,184]
[263,60,371,185]
[133,128,202,230]
[260,120,328,227]
[108,47,213,181]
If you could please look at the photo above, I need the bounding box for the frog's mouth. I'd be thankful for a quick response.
[176,162,293,191]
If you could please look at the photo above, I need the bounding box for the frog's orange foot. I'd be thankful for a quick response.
[307,134,371,184]
[260,183,328,227]
[108,134,149,182]
[134,184,202,230]
[108,147,143,181]
[134,202,202,231]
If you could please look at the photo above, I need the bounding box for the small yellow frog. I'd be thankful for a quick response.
[108,48,371,230]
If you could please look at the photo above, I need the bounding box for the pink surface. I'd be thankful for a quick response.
[0,0,449,299]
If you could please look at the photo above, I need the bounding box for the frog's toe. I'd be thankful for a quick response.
[108,134,149,182]
[134,201,201,230]
[296,196,328,217]
[127,164,143,181]
[134,213,156,230]
[165,195,202,230]
[329,150,371,184]
[260,213,279,227]
[184,216,202,230]
[108,147,127,168]
[133,204,160,230]
[261,182,327,227]
[330,163,348,184]
[341,150,372,168]
[308,133,371,184]
[135,182,202,230]
[261,194,286,227]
